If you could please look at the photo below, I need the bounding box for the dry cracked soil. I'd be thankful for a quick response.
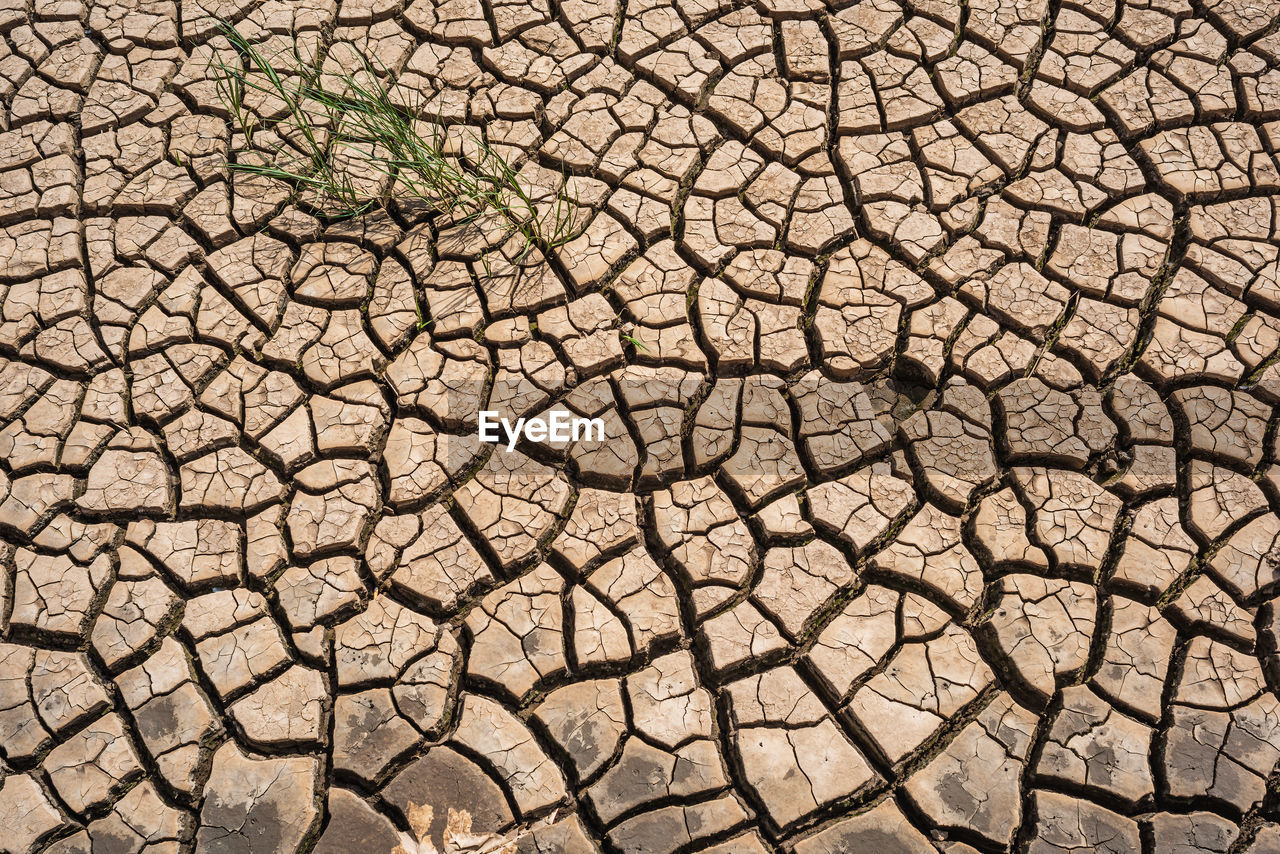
[3,0,1280,852]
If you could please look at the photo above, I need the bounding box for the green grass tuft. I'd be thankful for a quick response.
[209,20,577,260]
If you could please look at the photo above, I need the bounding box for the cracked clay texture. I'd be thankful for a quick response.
[3,0,1280,852]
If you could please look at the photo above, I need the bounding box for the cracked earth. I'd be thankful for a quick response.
[5,0,1280,852]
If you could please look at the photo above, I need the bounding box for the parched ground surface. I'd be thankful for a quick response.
[6,0,1280,852]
